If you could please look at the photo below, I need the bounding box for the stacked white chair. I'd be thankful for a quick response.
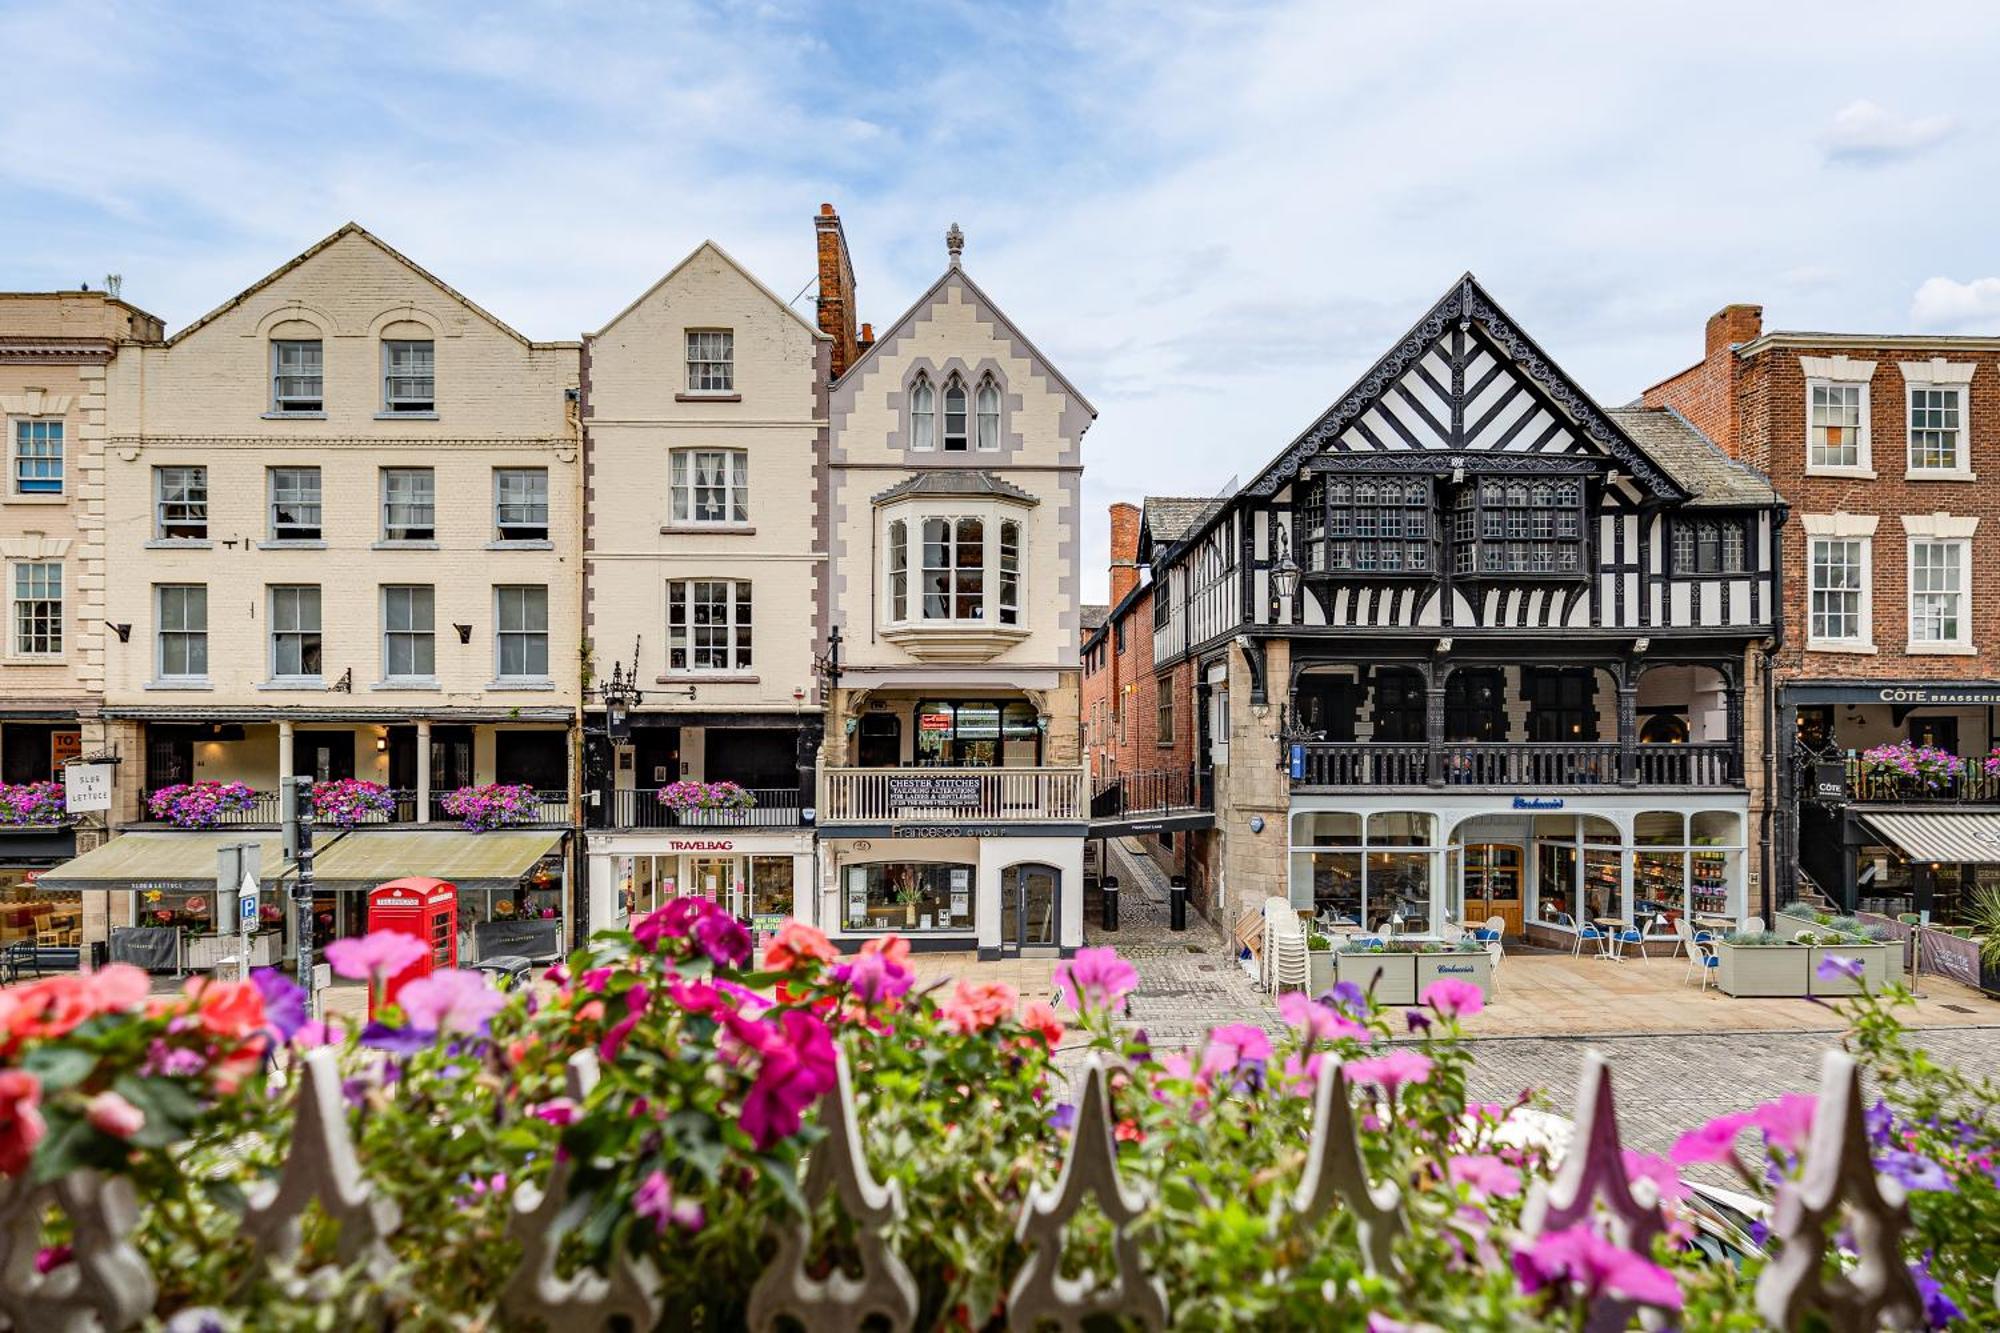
[1264,896,1310,995]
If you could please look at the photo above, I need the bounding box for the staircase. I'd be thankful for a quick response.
[1790,867,1838,913]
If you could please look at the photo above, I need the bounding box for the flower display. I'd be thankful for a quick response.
[311,778,396,826]
[1053,945,1140,1014]
[324,930,429,983]
[146,782,258,828]
[1860,741,1965,791]
[656,780,757,812]
[0,781,67,827]
[439,783,540,830]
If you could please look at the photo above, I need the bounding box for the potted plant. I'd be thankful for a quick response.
[1777,905,1898,996]
[1859,740,1964,794]
[1416,936,1496,998]
[1306,931,1336,996]
[658,780,757,823]
[1968,885,2000,999]
[1712,929,1811,996]
[894,882,922,927]
[312,778,396,827]
[1333,937,1419,1005]
[0,780,67,827]
[146,781,258,828]
[440,783,539,831]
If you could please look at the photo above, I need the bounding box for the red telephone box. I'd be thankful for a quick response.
[365,877,459,1015]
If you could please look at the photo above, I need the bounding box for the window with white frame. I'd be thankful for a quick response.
[1808,537,1869,645]
[156,584,207,679]
[383,340,435,413]
[667,579,752,672]
[11,420,62,495]
[887,518,908,614]
[382,467,436,541]
[11,562,61,656]
[1808,382,1865,471]
[1907,385,1966,474]
[942,376,969,451]
[1908,539,1970,649]
[976,375,1001,451]
[269,585,323,680]
[922,516,984,618]
[669,449,747,524]
[685,330,733,392]
[155,466,207,539]
[910,375,936,451]
[494,585,550,679]
[999,519,1020,625]
[271,339,324,412]
[270,467,322,540]
[382,585,435,679]
[494,468,549,540]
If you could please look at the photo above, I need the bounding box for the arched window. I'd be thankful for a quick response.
[976,376,1001,450]
[910,376,936,451]
[943,376,969,451]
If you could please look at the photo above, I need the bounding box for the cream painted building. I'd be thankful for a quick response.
[815,226,1094,958]
[45,226,583,959]
[1,291,163,941]
[578,236,831,933]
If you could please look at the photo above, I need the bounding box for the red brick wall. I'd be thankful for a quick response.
[1108,503,1140,606]
[1641,304,1762,460]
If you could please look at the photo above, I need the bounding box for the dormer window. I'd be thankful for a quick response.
[910,375,936,451]
[943,376,969,451]
[976,375,1001,451]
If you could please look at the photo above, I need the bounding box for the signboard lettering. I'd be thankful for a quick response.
[1288,743,1306,780]
[1878,687,2000,706]
[50,731,81,768]
[919,712,953,732]
[63,762,114,814]
[1813,762,1847,803]
[888,776,982,809]
[1511,796,1565,810]
[667,839,735,851]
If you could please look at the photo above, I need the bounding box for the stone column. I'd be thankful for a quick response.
[276,720,295,792]
[1425,666,1447,788]
[1617,680,1638,787]
[416,719,432,820]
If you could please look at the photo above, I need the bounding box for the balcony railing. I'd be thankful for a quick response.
[593,787,806,830]
[1090,766,1213,820]
[139,787,572,827]
[1291,740,1740,789]
[429,789,573,825]
[820,766,1086,824]
[1828,755,2000,805]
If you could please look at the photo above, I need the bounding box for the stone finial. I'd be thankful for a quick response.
[946,223,965,266]
[0,1171,156,1333]
[1282,1063,1406,1275]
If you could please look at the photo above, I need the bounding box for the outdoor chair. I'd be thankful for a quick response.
[1571,921,1605,958]
[1616,927,1643,960]
[1671,917,1697,960]
[1476,914,1505,943]
[1439,920,1465,944]
[1685,939,1720,990]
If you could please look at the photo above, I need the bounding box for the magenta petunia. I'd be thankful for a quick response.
[1278,991,1368,1043]
[1053,947,1140,1015]
[692,910,753,969]
[1750,1092,1817,1154]
[398,968,506,1034]
[1513,1224,1681,1311]
[1199,1023,1272,1079]
[1342,1049,1433,1094]
[1670,1111,1751,1166]
[1447,1153,1522,1198]
[1420,977,1484,1019]
[324,930,428,982]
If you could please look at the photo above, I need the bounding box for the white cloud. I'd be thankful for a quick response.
[1910,277,2000,332]
[1823,99,1955,164]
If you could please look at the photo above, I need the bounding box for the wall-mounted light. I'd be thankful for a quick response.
[110,624,132,643]
[375,736,388,752]
[453,624,472,645]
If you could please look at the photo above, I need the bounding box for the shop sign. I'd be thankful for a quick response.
[889,776,981,808]
[1877,687,2000,705]
[1288,744,1306,780]
[50,731,81,767]
[1814,762,1847,803]
[892,824,1004,839]
[666,839,735,851]
[919,712,953,731]
[63,761,114,813]
[1511,797,1565,811]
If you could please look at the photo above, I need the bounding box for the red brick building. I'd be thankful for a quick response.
[1646,306,2000,922]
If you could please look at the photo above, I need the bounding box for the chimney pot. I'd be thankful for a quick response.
[820,202,835,216]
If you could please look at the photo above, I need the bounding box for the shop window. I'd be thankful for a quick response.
[749,856,795,923]
[1443,669,1505,741]
[913,699,1039,767]
[1370,669,1428,742]
[1524,668,1596,741]
[842,862,974,933]
[1287,810,1434,930]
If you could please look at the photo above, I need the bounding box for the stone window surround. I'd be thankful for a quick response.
[2,544,65,663]
[1900,512,1979,655]
[1800,355,1877,480]
[892,359,1023,462]
[3,390,73,505]
[1899,358,1978,481]
[1801,511,1877,655]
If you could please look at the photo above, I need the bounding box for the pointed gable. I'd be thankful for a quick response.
[1243,275,1686,502]
[589,239,825,341]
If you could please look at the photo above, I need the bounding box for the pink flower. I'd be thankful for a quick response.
[633,897,708,951]
[599,984,652,1061]
[1513,1224,1681,1311]
[1420,977,1484,1019]
[1053,947,1139,1015]
[397,969,505,1034]
[941,980,1018,1034]
[84,1090,146,1140]
[1278,991,1367,1043]
[633,1169,706,1233]
[1671,1111,1751,1166]
[692,910,752,968]
[1342,1049,1434,1095]
[738,1010,838,1148]
[1200,1023,1272,1079]
[532,1098,578,1125]
[1448,1153,1522,1198]
[324,930,428,982]
[1751,1093,1817,1154]
[0,1071,45,1176]
[832,949,913,1008]
[1622,1150,1687,1205]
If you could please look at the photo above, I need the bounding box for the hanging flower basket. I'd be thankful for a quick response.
[441,783,539,831]
[312,778,396,827]
[147,781,258,828]
[657,780,757,813]
[1859,742,1964,792]
[0,781,67,827]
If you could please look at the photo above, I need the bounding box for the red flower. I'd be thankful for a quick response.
[941,980,1017,1035]
[1020,1001,1065,1050]
[764,920,836,972]
[0,1071,46,1176]
[183,977,268,1043]
[1114,1117,1144,1144]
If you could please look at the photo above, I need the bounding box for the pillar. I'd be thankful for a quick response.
[277,720,295,790]
[416,719,432,819]
[1616,679,1638,787]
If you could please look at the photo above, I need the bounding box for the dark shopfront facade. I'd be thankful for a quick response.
[1785,679,2000,923]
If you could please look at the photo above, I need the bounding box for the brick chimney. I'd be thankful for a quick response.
[1109,502,1141,605]
[815,203,859,377]
[1642,302,1763,459]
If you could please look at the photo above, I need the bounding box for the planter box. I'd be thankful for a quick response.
[185,931,282,972]
[1417,950,1495,1000]
[1806,943,1893,997]
[1308,951,1337,997]
[1713,942,1810,997]
[1335,951,1417,1006]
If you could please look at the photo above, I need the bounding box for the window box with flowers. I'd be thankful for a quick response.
[146,781,258,829]
[657,780,757,825]
[0,781,68,827]
[311,778,397,827]
[1859,741,1965,796]
[440,783,539,831]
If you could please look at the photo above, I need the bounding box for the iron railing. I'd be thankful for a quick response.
[1089,766,1213,820]
[820,766,1086,823]
[593,787,805,830]
[1290,740,1741,789]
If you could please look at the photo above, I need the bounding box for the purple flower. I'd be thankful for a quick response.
[1405,1009,1432,1034]
[250,967,307,1042]
[1815,953,1865,983]
[360,1022,432,1054]
[831,950,913,1007]
[692,910,752,968]
[1909,1252,1962,1328]
[1047,1102,1078,1132]
[1865,1099,1896,1149]
[632,1169,705,1233]
[1877,1149,1954,1193]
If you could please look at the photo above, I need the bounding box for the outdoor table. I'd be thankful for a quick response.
[1694,914,1736,933]
[1593,917,1634,959]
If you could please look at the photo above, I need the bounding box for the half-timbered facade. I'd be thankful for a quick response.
[1150,276,1786,943]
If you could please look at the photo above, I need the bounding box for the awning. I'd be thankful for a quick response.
[1859,812,2000,865]
[306,829,567,892]
[37,831,292,893]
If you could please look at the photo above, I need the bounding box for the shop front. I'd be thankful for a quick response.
[1288,793,1749,942]
[586,828,813,940]
[38,831,292,972]
[813,833,1084,959]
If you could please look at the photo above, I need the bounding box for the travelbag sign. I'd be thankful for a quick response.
[888,776,983,810]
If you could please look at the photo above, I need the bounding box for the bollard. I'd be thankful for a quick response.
[1100,876,1119,932]
[1169,875,1188,931]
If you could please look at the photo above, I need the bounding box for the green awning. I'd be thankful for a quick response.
[305,829,568,892]
[37,831,293,893]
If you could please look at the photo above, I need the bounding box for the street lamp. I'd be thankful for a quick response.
[598,637,644,741]
[1270,528,1302,605]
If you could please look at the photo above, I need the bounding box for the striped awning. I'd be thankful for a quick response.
[305,829,567,892]
[1859,812,2000,864]
[37,831,293,893]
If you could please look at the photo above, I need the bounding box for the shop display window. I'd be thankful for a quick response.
[843,862,974,933]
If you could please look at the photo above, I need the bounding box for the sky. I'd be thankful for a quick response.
[7,0,2000,602]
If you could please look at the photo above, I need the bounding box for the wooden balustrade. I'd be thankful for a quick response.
[820,767,1086,823]
[1291,740,1742,789]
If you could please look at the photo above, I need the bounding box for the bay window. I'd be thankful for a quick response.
[921,516,984,619]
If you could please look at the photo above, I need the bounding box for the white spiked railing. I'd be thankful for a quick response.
[0,1045,1943,1331]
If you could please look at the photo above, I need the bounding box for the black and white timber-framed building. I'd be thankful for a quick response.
[1148,275,1788,944]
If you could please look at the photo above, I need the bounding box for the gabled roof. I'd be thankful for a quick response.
[836,261,1097,419]
[1606,406,1781,508]
[166,222,572,349]
[1141,496,1222,544]
[1241,274,1686,503]
[590,239,826,340]
[1080,604,1109,633]
[871,470,1040,505]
